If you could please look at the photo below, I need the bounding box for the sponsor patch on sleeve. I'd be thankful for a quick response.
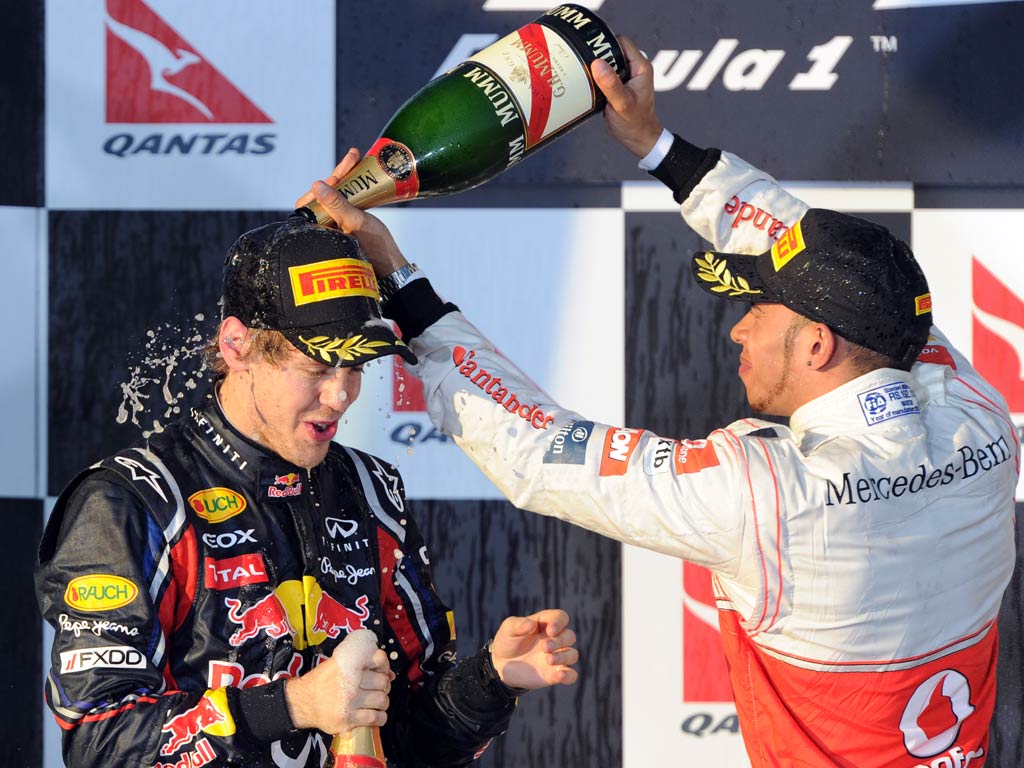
[857,382,920,426]
[543,420,594,465]
[599,427,643,477]
[916,343,957,370]
[643,438,720,475]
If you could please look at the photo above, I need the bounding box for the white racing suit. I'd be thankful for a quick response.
[389,148,1020,766]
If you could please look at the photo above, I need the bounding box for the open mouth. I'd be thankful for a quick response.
[307,421,338,441]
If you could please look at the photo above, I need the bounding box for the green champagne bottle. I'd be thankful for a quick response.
[298,4,627,224]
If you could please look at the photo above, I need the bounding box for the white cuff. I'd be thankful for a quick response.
[638,128,674,171]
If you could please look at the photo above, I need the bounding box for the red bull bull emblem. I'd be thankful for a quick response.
[160,693,230,756]
[312,593,370,638]
[224,594,294,646]
[268,472,302,499]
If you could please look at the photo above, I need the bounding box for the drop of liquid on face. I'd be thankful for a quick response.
[337,390,348,403]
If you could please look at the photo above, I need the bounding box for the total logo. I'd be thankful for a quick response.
[204,553,268,590]
[222,577,371,650]
[104,0,274,158]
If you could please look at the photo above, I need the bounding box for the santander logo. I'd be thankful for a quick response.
[105,0,271,123]
[972,257,1024,412]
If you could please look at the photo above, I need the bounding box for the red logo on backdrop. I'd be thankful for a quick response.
[394,357,427,412]
[972,257,1024,411]
[682,562,733,702]
[105,0,271,123]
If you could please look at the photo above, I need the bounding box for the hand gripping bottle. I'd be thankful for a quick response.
[297,3,628,224]
[328,629,386,768]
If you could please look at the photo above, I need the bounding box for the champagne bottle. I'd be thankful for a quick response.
[298,3,627,224]
[328,726,386,768]
[328,629,386,768]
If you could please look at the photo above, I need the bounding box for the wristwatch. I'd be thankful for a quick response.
[378,262,421,303]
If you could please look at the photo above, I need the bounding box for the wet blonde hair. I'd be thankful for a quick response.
[204,328,294,378]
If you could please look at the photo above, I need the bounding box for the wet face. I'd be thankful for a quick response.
[227,345,364,469]
[729,303,809,417]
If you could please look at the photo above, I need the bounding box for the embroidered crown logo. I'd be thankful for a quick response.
[298,334,400,363]
[695,253,761,297]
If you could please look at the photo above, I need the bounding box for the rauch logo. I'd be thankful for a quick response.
[189,487,247,524]
[64,574,139,612]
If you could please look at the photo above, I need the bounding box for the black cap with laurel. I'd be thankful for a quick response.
[691,209,932,368]
[221,217,416,367]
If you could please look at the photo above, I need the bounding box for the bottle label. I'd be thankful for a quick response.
[332,138,420,210]
[466,21,596,153]
[367,137,420,200]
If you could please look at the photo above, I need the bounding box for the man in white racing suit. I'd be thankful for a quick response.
[297,36,1019,768]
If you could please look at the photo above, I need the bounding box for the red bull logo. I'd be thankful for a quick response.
[275,472,300,486]
[224,594,293,646]
[160,692,231,756]
[153,737,216,768]
[269,472,302,499]
[312,593,370,638]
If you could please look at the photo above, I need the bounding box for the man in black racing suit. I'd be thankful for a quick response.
[36,218,579,767]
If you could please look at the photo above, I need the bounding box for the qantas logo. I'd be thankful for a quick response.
[972,257,1024,412]
[105,0,270,123]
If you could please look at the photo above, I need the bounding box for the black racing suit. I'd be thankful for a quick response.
[36,395,518,767]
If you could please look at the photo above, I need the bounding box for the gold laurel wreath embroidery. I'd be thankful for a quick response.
[695,253,761,297]
[298,334,399,363]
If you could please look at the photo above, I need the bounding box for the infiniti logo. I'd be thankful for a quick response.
[325,518,358,539]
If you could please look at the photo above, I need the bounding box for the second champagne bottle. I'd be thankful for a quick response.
[299,3,628,224]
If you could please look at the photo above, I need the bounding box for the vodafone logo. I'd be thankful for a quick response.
[972,257,1024,412]
[899,670,975,758]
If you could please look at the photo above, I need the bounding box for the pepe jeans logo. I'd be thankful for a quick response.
[288,258,379,306]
